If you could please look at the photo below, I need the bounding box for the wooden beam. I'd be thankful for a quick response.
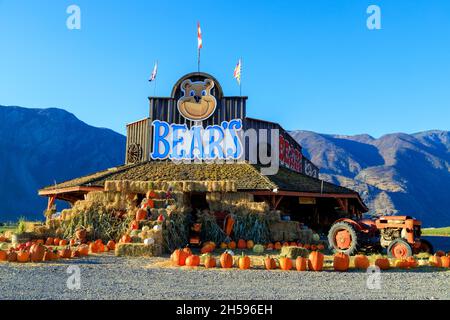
[38,186,103,196]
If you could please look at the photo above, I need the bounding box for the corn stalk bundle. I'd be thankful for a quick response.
[197,210,227,244]
[232,212,270,243]
[162,211,189,252]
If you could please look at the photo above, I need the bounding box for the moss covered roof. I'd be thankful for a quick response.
[40,161,357,195]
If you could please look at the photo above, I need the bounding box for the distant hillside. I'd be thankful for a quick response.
[0,105,125,221]
[290,130,450,227]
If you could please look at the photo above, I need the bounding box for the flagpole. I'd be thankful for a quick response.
[198,48,200,73]
[240,57,242,97]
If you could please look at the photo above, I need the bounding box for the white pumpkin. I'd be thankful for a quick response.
[225,249,235,256]
[153,225,162,231]
[142,226,150,232]
[312,233,320,242]
[144,238,155,246]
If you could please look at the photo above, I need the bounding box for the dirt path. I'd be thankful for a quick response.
[1,255,449,300]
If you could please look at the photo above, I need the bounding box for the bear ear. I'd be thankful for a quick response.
[204,79,214,92]
[181,79,192,92]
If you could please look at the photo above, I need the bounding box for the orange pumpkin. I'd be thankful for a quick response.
[308,251,324,271]
[266,243,274,251]
[59,239,68,246]
[185,255,200,267]
[238,254,251,270]
[429,255,442,267]
[228,241,236,249]
[279,257,293,271]
[220,252,233,268]
[394,259,409,269]
[310,244,317,251]
[17,250,30,263]
[317,244,325,251]
[220,242,228,249]
[264,256,277,270]
[53,238,60,246]
[171,249,189,266]
[69,239,76,246]
[246,240,254,249]
[0,250,7,261]
[237,239,247,249]
[136,208,148,221]
[97,243,105,253]
[201,243,215,254]
[89,242,98,253]
[107,240,116,251]
[30,243,46,262]
[36,239,44,245]
[45,237,54,246]
[290,242,297,247]
[43,250,55,261]
[303,244,311,250]
[78,244,89,256]
[295,257,308,271]
[203,255,216,268]
[354,255,370,270]
[440,256,450,268]
[333,253,350,271]
[58,248,72,259]
[375,258,390,270]
[274,242,282,250]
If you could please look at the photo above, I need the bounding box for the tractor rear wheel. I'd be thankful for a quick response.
[328,221,360,255]
[387,239,413,259]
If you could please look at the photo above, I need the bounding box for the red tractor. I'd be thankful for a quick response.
[327,216,434,258]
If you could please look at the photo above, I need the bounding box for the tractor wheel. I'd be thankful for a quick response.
[416,239,434,255]
[387,239,413,259]
[328,221,360,255]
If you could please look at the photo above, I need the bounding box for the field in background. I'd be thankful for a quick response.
[422,227,450,236]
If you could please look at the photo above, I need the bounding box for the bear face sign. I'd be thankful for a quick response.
[177,78,217,121]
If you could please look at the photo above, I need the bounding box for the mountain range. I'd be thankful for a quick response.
[290,130,450,227]
[0,105,448,226]
[0,105,125,221]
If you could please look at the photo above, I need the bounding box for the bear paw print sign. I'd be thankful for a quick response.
[177,78,217,121]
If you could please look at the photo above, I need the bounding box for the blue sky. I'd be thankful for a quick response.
[0,0,449,137]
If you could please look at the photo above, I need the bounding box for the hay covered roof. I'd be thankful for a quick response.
[40,161,357,195]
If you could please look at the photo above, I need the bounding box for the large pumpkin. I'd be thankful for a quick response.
[45,237,54,246]
[17,250,30,263]
[220,252,233,268]
[203,255,216,269]
[279,257,293,270]
[264,256,277,270]
[78,244,89,256]
[238,254,251,270]
[185,255,200,267]
[59,248,72,259]
[295,257,308,271]
[246,240,254,249]
[375,258,390,270]
[354,255,370,270]
[30,243,46,262]
[237,239,247,250]
[106,240,116,251]
[333,253,350,272]
[171,249,189,266]
[308,251,324,271]
[429,255,442,267]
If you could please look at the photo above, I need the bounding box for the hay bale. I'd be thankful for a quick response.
[115,243,163,257]
[280,246,309,259]
[269,221,301,242]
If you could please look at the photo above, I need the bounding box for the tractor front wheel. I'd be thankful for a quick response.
[387,239,413,259]
[328,221,360,255]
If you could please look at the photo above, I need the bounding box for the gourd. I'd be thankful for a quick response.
[252,244,264,254]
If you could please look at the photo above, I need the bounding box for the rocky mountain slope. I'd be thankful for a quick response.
[290,130,450,227]
[0,105,125,221]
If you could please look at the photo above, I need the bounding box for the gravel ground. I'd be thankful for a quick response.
[0,254,449,300]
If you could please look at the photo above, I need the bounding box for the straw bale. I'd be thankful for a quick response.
[115,243,163,257]
[280,246,309,259]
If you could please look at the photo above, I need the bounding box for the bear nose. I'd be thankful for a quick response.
[194,95,201,103]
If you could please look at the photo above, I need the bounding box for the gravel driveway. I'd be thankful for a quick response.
[0,254,449,300]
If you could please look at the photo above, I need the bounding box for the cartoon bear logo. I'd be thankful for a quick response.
[177,78,217,121]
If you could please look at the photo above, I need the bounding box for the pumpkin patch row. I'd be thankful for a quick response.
[215,240,326,252]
